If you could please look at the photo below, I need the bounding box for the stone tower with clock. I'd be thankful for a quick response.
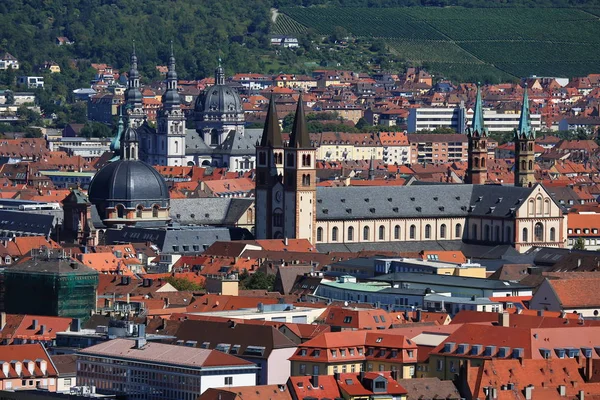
[255,94,317,244]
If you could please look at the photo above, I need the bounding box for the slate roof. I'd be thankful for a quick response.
[0,210,55,237]
[317,240,463,254]
[397,377,461,400]
[315,184,535,221]
[104,226,252,253]
[169,198,253,226]
[7,253,98,276]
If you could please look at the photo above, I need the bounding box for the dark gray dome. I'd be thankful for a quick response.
[88,160,169,219]
[194,84,243,117]
[125,87,142,104]
[162,89,180,106]
[123,126,138,142]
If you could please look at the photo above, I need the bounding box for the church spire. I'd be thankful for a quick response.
[517,83,533,140]
[260,93,282,148]
[125,41,142,106]
[215,57,225,85]
[368,151,375,180]
[469,83,486,137]
[110,105,124,154]
[162,41,180,109]
[289,92,311,148]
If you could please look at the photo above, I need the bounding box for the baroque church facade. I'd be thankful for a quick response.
[255,86,567,253]
[123,49,258,171]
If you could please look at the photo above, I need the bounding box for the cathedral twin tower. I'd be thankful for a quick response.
[465,84,536,187]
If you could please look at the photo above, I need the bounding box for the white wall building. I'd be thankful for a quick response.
[77,338,259,400]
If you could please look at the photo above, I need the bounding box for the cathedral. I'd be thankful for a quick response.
[255,85,567,254]
[124,48,259,171]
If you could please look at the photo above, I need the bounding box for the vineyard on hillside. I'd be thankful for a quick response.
[276,6,600,81]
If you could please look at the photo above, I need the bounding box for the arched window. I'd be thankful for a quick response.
[550,227,556,241]
[425,224,431,239]
[528,142,533,151]
[528,199,535,215]
[116,204,125,219]
[152,205,160,218]
[484,225,490,241]
[521,160,526,170]
[211,129,219,145]
[472,224,478,240]
[302,174,311,186]
[175,140,179,153]
[522,227,528,242]
[455,223,462,238]
[481,157,486,168]
[363,226,370,241]
[275,153,282,165]
[347,226,354,241]
[378,225,385,240]
[394,225,400,240]
[474,157,479,168]
[440,224,447,239]
[505,226,512,243]
[136,205,143,218]
[409,225,416,239]
[529,160,533,170]
[316,227,323,242]
[495,225,500,242]
[302,154,311,167]
[534,222,544,242]
[544,199,550,215]
[536,196,543,215]
[332,227,338,242]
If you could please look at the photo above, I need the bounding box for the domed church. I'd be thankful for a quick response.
[88,109,171,227]
[126,47,260,172]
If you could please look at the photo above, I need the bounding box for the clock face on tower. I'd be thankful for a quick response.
[275,191,282,203]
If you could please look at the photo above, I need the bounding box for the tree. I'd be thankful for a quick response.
[240,271,275,291]
[80,121,112,138]
[164,276,204,292]
[573,237,586,251]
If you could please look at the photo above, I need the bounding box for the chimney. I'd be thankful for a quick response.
[559,385,567,397]
[70,318,81,332]
[40,325,46,335]
[499,311,510,327]
[579,390,585,400]
[135,337,146,349]
[525,385,534,400]
[284,237,289,246]
[0,312,5,330]
[311,375,319,388]
[32,319,38,330]
[416,309,422,322]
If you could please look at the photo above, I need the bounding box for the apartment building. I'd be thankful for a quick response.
[407,106,541,134]
[407,134,468,164]
[0,344,59,392]
[289,330,418,379]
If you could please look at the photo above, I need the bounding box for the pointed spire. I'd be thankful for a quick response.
[368,150,375,180]
[260,93,282,148]
[162,40,180,108]
[125,41,142,106]
[290,92,311,148]
[469,82,486,137]
[517,83,533,139]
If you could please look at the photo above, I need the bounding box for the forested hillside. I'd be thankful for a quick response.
[0,0,273,79]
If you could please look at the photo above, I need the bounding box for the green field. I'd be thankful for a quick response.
[276,6,600,81]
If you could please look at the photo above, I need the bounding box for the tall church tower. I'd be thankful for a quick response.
[465,83,488,185]
[124,44,145,128]
[283,93,317,244]
[255,95,285,239]
[514,84,536,187]
[157,44,186,166]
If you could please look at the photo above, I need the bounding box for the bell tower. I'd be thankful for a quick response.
[255,94,285,239]
[157,43,186,166]
[514,84,536,187]
[283,93,317,244]
[465,83,488,185]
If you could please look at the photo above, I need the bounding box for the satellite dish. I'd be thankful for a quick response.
[344,301,349,307]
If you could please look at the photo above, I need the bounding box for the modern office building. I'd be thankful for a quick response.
[77,338,259,400]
